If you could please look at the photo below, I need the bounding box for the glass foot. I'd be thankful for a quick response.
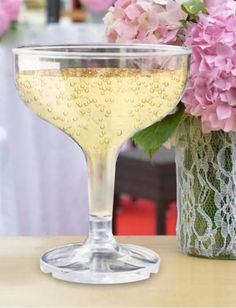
[40,242,160,284]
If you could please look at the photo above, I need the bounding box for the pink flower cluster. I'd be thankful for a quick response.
[104,0,187,44]
[0,0,21,36]
[105,0,236,133]
[183,0,236,132]
[80,0,116,12]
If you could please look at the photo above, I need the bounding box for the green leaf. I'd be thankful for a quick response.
[133,103,185,157]
[179,19,188,28]
[10,21,18,31]
[181,0,208,16]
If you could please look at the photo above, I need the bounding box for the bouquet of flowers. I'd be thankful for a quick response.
[0,0,21,37]
[104,0,236,259]
[104,0,236,152]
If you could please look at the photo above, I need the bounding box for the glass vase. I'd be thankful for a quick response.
[176,116,236,259]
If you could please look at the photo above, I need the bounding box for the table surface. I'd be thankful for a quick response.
[0,236,236,307]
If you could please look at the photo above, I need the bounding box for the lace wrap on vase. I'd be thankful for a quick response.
[176,116,236,259]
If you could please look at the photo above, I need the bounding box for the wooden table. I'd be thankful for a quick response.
[0,236,236,307]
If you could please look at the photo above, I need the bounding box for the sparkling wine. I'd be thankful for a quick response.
[17,67,186,156]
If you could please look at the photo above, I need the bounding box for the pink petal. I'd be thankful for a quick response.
[124,4,141,20]
[216,104,232,120]
[114,20,138,39]
[136,0,152,11]
[224,116,234,132]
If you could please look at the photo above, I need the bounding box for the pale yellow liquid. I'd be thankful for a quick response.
[17,67,186,157]
[17,67,187,217]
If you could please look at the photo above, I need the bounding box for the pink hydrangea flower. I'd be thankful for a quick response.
[204,0,234,14]
[0,7,10,36]
[182,0,236,133]
[104,0,187,44]
[0,0,21,36]
[1,0,21,21]
[104,0,236,133]
[80,0,116,12]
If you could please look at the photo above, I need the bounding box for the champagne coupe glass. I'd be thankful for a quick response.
[13,44,191,284]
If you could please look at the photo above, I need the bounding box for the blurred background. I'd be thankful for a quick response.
[0,0,176,236]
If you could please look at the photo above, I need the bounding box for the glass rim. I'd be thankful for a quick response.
[13,43,191,59]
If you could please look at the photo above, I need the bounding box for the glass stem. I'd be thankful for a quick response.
[86,151,118,246]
